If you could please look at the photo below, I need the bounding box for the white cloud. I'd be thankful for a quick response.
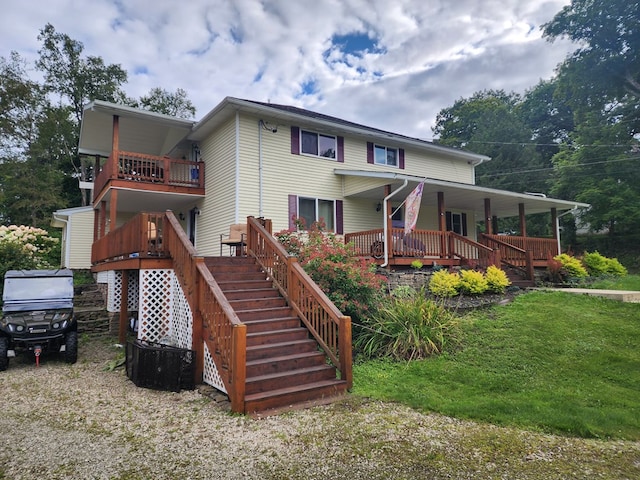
[0,0,575,138]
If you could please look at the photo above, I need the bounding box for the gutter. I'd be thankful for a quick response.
[556,206,580,254]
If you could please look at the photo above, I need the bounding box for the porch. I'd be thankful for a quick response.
[346,228,558,280]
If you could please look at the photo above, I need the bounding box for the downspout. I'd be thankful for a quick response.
[52,213,70,268]
[556,206,579,255]
[381,179,409,267]
[258,120,263,218]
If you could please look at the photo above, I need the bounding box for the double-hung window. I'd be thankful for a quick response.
[374,145,398,167]
[301,130,337,159]
[298,197,335,231]
[446,211,468,236]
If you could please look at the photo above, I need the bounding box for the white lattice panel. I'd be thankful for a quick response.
[170,274,193,350]
[105,270,139,313]
[137,269,173,343]
[203,342,227,393]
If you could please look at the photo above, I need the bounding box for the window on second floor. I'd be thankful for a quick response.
[374,145,398,167]
[301,130,336,159]
[367,142,405,169]
[291,127,344,162]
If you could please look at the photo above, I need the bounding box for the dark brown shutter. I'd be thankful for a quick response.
[336,200,343,234]
[367,142,374,164]
[291,127,300,155]
[337,136,344,163]
[288,194,297,229]
[399,148,405,169]
[462,213,468,236]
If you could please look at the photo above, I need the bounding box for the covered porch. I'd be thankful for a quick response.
[337,170,589,277]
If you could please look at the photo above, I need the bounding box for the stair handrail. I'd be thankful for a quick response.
[164,211,246,412]
[479,233,533,280]
[246,216,352,388]
[448,232,498,268]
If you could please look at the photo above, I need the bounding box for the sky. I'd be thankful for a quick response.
[0,0,577,140]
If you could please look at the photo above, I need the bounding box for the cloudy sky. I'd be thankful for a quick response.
[1,0,577,139]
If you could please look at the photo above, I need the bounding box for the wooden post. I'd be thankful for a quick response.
[525,249,535,281]
[519,203,527,237]
[99,201,107,238]
[109,190,118,234]
[118,270,129,344]
[550,208,559,254]
[438,192,447,258]
[484,198,492,235]
[339,315,353,389]
[230,324,247,414]
[112,115,120,178]
[191,257,204,383]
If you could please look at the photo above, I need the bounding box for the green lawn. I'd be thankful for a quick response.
[352,290,640,440]
[588,273,640,291]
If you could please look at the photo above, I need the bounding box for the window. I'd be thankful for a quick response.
[301,130,336,159]
[298,197,335,231]
[374,145,398,167]
[367,142,405,169]
[446,211,468,236]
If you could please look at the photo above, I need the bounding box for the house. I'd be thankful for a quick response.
[51,206,94,270]
[71,97,589,413]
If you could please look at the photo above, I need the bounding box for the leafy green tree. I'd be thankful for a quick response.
[136,87,196,119]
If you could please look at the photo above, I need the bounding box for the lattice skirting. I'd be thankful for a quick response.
[203,342,227,393]
[101,270,139,313]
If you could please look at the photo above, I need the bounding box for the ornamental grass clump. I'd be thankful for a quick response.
[484,265,511,293]
[458,269,488,295]
[428,269,460,297]
[355,287,460,361]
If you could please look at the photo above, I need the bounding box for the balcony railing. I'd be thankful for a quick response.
[93,150,204,198]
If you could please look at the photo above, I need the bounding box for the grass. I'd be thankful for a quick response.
[587,273,640,291]
[352,290,640,440]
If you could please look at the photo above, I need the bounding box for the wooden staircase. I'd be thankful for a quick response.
[205,256,348,413]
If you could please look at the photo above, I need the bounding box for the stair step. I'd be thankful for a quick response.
[236,306,294,321]
[223,288,280,301]
[246,327,309,346]
[245,365,337,395]
[246,351,327,377]
[243,316,301,333]
[244,379,348,413]
[216,280,273,291]
[229,297,287,310]
[246,339,318,361]
[212,272,269,282]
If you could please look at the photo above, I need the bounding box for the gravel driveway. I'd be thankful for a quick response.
[1,337,638,479]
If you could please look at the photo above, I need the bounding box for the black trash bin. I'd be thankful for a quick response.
[126,339,195,392]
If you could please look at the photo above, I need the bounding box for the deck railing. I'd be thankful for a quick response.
[93,150,204,199]
[481,234,557,262]
[448,232,499,268]
[91,212,167,264]
[247,217,353,388]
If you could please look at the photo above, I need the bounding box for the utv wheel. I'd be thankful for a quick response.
[64,331,78,364]
[0,336,9,371]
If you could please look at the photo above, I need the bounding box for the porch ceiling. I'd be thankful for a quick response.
[335,169,590,218]
[78,100,195,158]
[95,187,204,214]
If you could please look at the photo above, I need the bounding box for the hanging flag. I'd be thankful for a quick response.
[404,182,424,235]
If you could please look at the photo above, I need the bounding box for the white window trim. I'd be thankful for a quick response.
[298,196,336,231]
[374,144,398,167]
[300,129,337,160]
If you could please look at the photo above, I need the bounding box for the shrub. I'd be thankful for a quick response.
[459,269,489,295]
[410,260,423,270]
[485,265,511,294]
[582,251,627,277]
[275,218,387,323]
[428,269,460,297]
[355,288,460,360]
[554,253,588,278]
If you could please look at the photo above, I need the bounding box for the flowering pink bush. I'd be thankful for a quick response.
[275,218,386,322]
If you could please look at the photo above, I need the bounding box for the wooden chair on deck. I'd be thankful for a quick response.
[220,224,246,256]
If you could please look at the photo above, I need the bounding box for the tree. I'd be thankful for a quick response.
[36,23,129,206]
[137,87,196,119]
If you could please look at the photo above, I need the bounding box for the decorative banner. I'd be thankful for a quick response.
[404,182,424,235]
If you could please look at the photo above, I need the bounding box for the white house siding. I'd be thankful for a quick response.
[197,116,238,257]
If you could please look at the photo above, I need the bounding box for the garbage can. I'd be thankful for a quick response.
[126,339,195,392]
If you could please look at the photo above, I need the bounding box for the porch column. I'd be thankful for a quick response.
[551,208,559,254]
[519,203,527,237]
[385,185,393,259]
[109,190,118,232]
[484,198,492,235]
[118,270,129,344]
[112,115,120,178]
[438,192,447,257]
[99,201,107,238]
